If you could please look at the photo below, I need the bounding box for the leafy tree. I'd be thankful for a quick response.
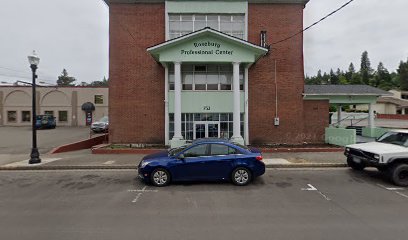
[360,51,373,85]
[88,76,109,87]
[398,59,408,91]
[57,69,76,86]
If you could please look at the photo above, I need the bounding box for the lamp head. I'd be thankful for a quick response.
[28,50,40,66]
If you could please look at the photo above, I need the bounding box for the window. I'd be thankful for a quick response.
[22,111,31,122]
[169,14,245,39]
[44,111,54,117]
[183,144,209,158]
[210,144,229,155]
[169,64,244,91]
[58,111,68,122]
[94,95,104,104]
[7,111,17,123]
[169,113,244,141]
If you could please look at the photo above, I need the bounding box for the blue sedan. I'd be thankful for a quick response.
[138,139,265,186]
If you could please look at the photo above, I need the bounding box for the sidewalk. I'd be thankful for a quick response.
[0,149,347,170]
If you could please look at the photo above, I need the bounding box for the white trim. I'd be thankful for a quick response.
[164,65,169,145]
[244,66,249,145]
[147,28,268,53]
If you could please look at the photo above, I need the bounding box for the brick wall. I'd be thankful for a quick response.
[248,4,309,144]
[303,100,330,143]
[109,3,165,144]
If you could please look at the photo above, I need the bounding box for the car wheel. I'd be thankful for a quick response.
[347,157,365,171]
[390,164,408,187]
[150,168,171,187]
[231,167,252,186]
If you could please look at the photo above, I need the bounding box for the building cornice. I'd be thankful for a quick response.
[104,0,309,5]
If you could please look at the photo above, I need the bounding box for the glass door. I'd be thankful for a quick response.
[193,122,220,140]
[207,123,219,138]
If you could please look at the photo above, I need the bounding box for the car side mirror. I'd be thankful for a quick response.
[178,154,185,160]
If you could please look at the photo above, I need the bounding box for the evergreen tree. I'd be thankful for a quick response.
[345,63,356,82]
[329,69,340,84]
[360,51,373,85]
[373,62,392,90]
[398,59,408,91]
[56,69,76,86]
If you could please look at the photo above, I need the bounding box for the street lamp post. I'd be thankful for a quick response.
[28,51,41,164]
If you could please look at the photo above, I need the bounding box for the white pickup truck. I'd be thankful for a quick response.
[344,130,408,186]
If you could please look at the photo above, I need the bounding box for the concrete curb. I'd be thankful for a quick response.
[0,163,347,171]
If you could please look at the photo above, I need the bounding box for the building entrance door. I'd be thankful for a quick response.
[193,121,220,140]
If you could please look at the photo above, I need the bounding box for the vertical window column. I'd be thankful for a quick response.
[231,62,244,144]
[173,62,183,140]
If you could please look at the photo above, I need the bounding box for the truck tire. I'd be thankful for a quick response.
[390,164,408,187]
[347,157,365,171]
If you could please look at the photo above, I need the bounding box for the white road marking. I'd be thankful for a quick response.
[395,191,408,199]
[301,184,331,201]
[132,193,142,203]
[4,158,62,167]
[129,186,158,203]
[377,184,405,191]
[128,189,158,193]
[301,184,317,191]
[103,160,115,165]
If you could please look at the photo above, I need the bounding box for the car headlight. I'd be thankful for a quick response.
[140,161,149,168]
[374,154,380,160]
[345,147,350,152]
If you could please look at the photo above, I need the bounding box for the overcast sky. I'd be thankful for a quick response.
[0,0,407,85]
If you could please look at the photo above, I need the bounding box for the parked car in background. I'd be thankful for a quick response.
[138,139,265,187]
[91,116,109,133]
[345,130,408,186]
[35,115,56,129]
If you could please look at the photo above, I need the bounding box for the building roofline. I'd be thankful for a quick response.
[0,85,108,89]
[104,0,309,5]
[147,27,268,53]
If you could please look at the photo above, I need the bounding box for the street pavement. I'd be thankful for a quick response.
[0,168,407,240]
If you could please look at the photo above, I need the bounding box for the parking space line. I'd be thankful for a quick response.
[103,160,115,165]
[301,184,331,201]
[376,184,405,191]
[129,186,158,203]
[395,192,408,199]
[132,193,143,203]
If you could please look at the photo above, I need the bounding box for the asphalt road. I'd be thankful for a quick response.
[1,169,407,240]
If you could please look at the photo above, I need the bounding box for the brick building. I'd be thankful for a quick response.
[106,0,329,147]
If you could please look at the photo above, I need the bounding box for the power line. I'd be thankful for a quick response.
[272,0,356,45]
[0,73,55,83]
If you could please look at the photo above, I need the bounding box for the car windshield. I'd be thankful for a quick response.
[168,144,190,156]
[377,132,408,147]
[99,116,108,123]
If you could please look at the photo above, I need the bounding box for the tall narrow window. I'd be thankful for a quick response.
[22,111,31,122]
[7,111,17,123]
[59,111,68,122]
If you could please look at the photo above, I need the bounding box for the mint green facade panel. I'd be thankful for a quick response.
[169,91,245,113]
[167,1,247,14]
[362,127,390,138]
[158,35,257,63]
[325,127,356,146]
[304,95,378,104]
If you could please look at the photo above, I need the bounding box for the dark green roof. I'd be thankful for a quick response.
[304,85,392,96]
